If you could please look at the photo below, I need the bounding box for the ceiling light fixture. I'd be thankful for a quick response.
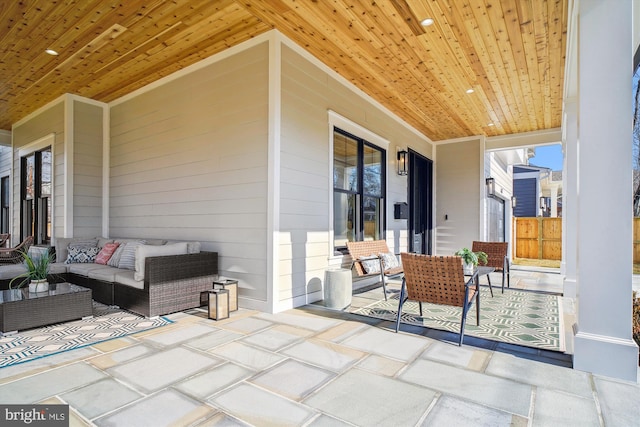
[466,88,474,94]
[45,49,59,56]
[421,18,434,27]
[488,123,494,127]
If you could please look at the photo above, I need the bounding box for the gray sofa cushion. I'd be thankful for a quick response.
[0,264,27,280]
[68,263,108,276]
[88,266,124,282]
[114,270,143,290]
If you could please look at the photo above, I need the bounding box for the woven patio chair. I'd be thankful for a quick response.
[0,233,9,248]
[346,240,403,301]
[0,236,33,264]
[396,253,480,346]
[472,241,510,293]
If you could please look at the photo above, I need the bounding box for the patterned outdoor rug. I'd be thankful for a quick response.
[352,287,565,352]
[0,303,172,368]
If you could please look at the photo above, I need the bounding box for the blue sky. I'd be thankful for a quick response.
[529,144,563,171]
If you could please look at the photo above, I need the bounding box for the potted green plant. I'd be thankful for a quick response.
[455,248,488,275]
[9,249,54,293]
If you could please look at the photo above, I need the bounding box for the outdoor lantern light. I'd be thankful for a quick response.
[485,177,495,197]
[207,289,230,320]
[511,196,517,208]
[213,279,238,311]
[540,196,547,210]
[397,150,408,176]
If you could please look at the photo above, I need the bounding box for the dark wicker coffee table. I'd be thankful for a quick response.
[0,283,93,333]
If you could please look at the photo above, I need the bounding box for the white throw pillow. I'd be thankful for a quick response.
[118,241,146,270]
[134,242,189,281]
[379,252,400,270]
[360,255,381,274]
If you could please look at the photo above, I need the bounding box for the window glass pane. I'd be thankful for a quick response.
[25,154,35,200]
[333,132,358,192]
[41,148,51,197]
[363,196,382,241]
[363,145,382,197]
[334,192,356,247]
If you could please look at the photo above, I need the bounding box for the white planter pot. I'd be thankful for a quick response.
[29,279,49,293]
[463,262,475,275]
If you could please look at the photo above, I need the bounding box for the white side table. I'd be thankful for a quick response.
[324,268,352,309]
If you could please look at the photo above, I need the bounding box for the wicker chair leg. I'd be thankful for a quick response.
[379,258,388,301]
[395,279,407,332]
[419,302,423,317]
[459,286,471,346]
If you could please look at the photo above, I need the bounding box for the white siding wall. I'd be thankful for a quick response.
[73,100,103,237]
[435,138,482,254]
[12,102,66,244]
[278,44,433,309]
[109,43,270,306]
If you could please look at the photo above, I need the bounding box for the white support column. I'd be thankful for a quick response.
[573,0,638,381]
[562,100,578,298]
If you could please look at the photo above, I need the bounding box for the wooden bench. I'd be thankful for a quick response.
[346,240,403,300]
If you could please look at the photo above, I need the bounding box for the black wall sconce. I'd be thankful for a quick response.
[397,150,408,176]
[485,177,495,197]
[511,196,517,208]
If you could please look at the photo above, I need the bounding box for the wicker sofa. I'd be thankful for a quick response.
[0,237,219,318]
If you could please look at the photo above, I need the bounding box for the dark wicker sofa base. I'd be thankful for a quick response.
[2,252,219,318]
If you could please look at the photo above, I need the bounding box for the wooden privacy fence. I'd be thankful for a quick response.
[513,217,562,260]
[634,218,640,264]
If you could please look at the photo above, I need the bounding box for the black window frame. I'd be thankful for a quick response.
[333,127,386,253]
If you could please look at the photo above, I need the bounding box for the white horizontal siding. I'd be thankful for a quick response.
[109,42,270,303]
[278,43,433,309]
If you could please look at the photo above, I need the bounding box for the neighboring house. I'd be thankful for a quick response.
[513,165,550,217]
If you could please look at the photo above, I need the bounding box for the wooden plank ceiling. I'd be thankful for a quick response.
[0,0,567,141]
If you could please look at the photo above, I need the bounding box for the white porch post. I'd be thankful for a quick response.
[562,100,577,298]
[573,0,638,381]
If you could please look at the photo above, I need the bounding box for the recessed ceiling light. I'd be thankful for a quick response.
[466,88,474,94]
[421,18,434,27]
[488,123,495,127]
[45,49,59,56]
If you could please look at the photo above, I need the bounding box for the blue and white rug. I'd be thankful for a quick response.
[353,287,565,352]
[0,303,172,368]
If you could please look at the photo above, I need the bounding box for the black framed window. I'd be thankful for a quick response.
[333,128,385,252]
[21,147,51,245]
[1,176,9,235]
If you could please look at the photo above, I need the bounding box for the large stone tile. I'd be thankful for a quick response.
[142,323,220,346]
[40,396,92,427]
[88,344,155,370]
[0,347,98,383]
[210,341,284,371]
[594,376,640,426]
[94,389,213,427]
[421,341,489,371]
[313,321,369,343]
[186,329,243,351]
[218,317,273,334]
[486,352,592,398]
[400,359,532,416]
[241,325,311,351]
[175,363,253,399]
[209,383,316,426]
[255,311,340,332]
[340,327,429,362]
[356,354,406,377]
[250,360,335,400]
[305,368,435,426]
[532,388,600,426]
[282,339,365,372]
[422,395,527,427]
[109,347,220,393]
[0,362,107,404]
[61,378,143,419]
[306,414,354,427]
[195,412,250,426]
